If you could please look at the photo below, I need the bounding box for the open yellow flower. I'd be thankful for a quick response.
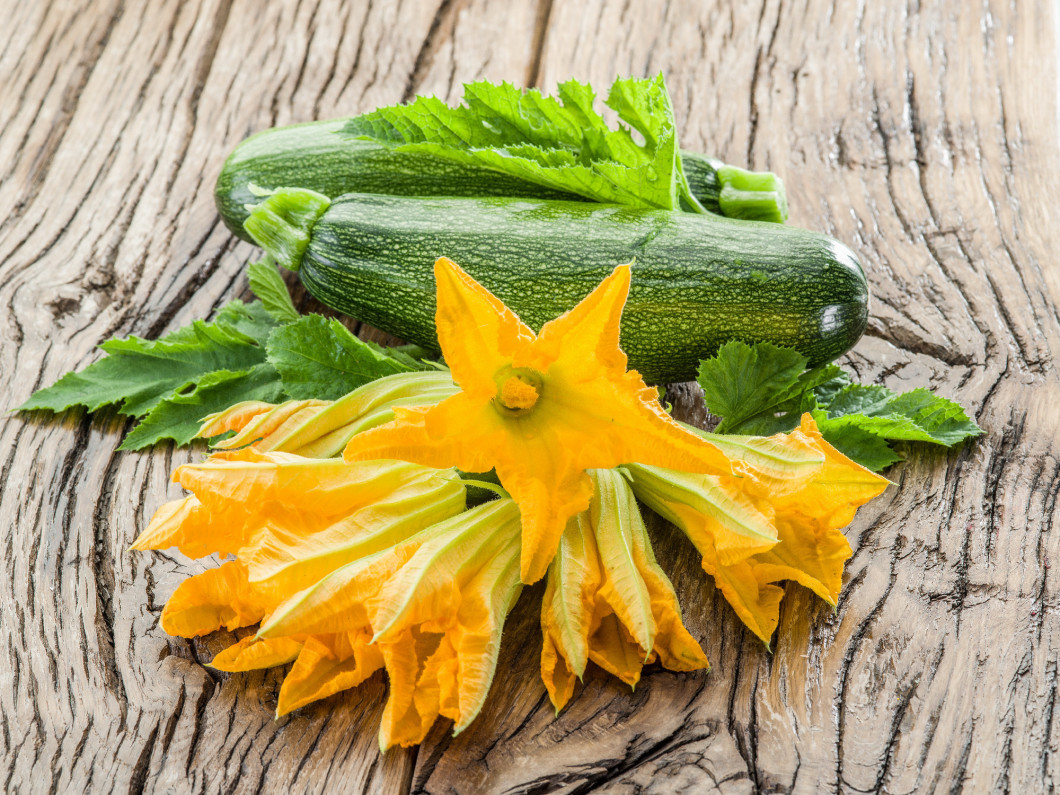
[541,469,709,711]
[344,257,734,584]
[260,498,523,749]
[626,415,889,643]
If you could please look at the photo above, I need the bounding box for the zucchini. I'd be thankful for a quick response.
[245,190,867,384]
[215,120,788,241]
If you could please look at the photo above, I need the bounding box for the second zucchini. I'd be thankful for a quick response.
[245,190,867,384]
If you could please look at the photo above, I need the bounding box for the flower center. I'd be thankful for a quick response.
[494,367,542,414]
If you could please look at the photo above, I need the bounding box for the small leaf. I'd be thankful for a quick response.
[20,306,275,418]
[267,315,428,401]
[877,389,983,446]
[697,341,807,431]
[817,423,904,471]
[823,384,896,417]
[119,364,285,450]
[248,258,300,323]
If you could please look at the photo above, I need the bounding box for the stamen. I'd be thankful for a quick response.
[499,375,539,411]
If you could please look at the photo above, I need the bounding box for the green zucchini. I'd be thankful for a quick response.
[244,190,866,384]
[215,120,788,241]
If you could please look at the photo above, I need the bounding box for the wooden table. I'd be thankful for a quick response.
[3,1,1058,792]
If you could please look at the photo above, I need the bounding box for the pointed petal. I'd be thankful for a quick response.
[260,548,410,638]
[540,636,578,712]
[434,257,535,398]
[204,400,324,451]
[371,499,521,641]
[161,562,271,637]
[629,511,709,672]
[625,465,780,564]
[534,263,631,373]
[130,495,233,558]
[344,395,509,477]
[749,517,853,605]
[701,551,786,643]
[449,553,522,733]
[276,631,384,716]
[500,463,593,584]
[209,636,303,672]
[701,429,825,497]
[533,369,734,479]
[238,469,464,599]
[770,415,890,528]
[542,513,602,682]
[587,611,645,687]
[378,628,443,750]
[276,372,460,457]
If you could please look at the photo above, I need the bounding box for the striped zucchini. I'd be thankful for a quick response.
[244,190,867,384]
[215,120,788,241]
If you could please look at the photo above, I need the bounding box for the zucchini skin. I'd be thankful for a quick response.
[295,194,868,383]
[215,121,736,241]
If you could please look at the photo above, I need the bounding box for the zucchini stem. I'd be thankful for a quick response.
[243,186,331,271]
[715,165,789,224]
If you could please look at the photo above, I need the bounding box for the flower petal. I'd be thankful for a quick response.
[626,415,888,643]
[260,550,409,638]
[587,612,645,686]
[161,561,270,637]
[434,257,535,399]
[197,400,282,439]
[238,468,464,599]
[130,495,232,558]
[208,400,328,450]
[540,512,599,709]
[541,470,708,707]
[209,636,303,672]
[276,631,384,716]
[700,550,786,643]
[591,469,656,655]
[625,465,780,564]
[370,500,522,641]
[378,628,443,749]
[533,263,630,373]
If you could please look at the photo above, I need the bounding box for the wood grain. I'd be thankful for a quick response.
[1,0,1058,792]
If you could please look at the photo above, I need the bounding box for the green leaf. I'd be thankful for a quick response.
[267,315,428,400]
[212,299,282,346]
[698,341,983,471]
[821,386,982,446]
[812,370,854,406]
[119,364,285,450]
[697,341,808,432]
[20,307,275,417]
[247,258,300,323]
[822,384,896,417]
[876,389,983,446]
[814,410,939,445]
[343,75,692,211]
[818,423,903,471]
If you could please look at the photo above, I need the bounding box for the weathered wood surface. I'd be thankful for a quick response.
[2,0,1058,791]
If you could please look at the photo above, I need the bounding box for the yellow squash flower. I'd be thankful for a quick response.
[131,448,466,655]
[626,415,889,643]
[198,371,458,458]
[259,498,523,749]
[344,257,735,584]
[541,469,708,711]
